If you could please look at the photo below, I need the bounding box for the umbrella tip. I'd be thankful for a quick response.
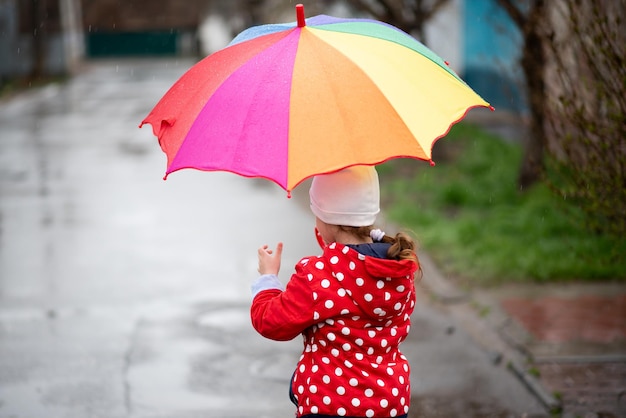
[296,4,306,27]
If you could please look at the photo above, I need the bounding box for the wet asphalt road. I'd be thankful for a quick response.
[0,59,547,418]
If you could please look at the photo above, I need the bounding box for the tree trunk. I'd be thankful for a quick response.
[496,0,550,190]
[518,27,547,189]
[31,0,46,80]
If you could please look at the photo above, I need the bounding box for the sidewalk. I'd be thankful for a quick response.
[420,111,626,418]
[418,254,626,417]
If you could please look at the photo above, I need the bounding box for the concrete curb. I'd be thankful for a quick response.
[417,252,562,414]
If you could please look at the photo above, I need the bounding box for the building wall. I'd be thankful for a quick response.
[462,0,526,112]
[81,0,210,57]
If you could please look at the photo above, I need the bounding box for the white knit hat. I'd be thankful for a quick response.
[309,166,380,227]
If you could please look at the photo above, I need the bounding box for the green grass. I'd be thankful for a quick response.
[379,123,626,285]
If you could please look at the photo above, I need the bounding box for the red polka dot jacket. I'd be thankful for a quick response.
[251,242,419,418]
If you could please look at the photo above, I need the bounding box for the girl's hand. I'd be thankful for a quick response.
[257,242,283,276]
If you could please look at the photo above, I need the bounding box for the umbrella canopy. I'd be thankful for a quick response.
[141,4,491,195]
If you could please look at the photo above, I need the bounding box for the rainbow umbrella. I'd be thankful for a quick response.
[141,4,491,196]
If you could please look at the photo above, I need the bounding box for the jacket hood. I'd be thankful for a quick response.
[319,243,418,322]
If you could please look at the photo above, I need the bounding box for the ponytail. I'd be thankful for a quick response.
[382,231,423,280]
[337,226,422,279]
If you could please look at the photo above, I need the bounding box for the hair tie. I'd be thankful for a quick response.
[370,229,386,242]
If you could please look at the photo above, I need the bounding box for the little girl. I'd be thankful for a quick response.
[251,166,420,418]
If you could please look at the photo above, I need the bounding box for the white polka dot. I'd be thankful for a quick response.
[323,396,332,405]
[327,332,336,341]
[380,399,389,408]
[373,307,383,315]
[310,385,318,393]
[341,309,349,315]
[358,254,366,260]
[392,387,399,396]
[299,406,303,414]
[322,357,330,364]
[337,288,346,297]
[330,256,339,264]
[399,376,405,384]
[311,406,318,413]
[323,375,331,384]
[377,379,385,387]
[342,246,349,254]
[355,338,364,346]
[313,311,320,320]
[385,292,391,301]
[400,397,406,405]
[336,272,345,281]
[298,385,304,394]
[377,280,385,289]
[361,370,369,377]
[387,368,395,376]
[351,398,360,407]
[355,353,364,360]
[356,278,364,286]
[366,410,375,417]
[335,367,343,376]
[337,407,347,416]
[368,330,376,338]
[341,327,350,335]
[312,292,318,300]
[301,258,309,264]
[368,347,375,355]
[299,364,306,372]
[404,405,410,413]
[381,339,388,347]
[330,243,337,249]
[364,293,373,302]
[342,343,351,351]
[315,261,325,270]
[331,348,340,357]
[376,356,383,364]
[319,340,327,347]
[337,386,346,395]
[349,261,356,270]
[344,360,353,368]
[365,388,374,397]
[391,327,398,336]
[326,319,335,325]
[349,378,358,386]
[390,408,398,416]
[396,285,405,292]
[321,279,330,288]
[394,302,402,311]
[325,300,334,309]
[307,273,313,281]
